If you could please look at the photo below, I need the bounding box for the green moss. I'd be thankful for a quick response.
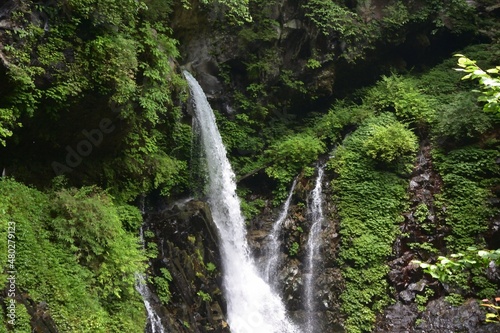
[333,114,414,332]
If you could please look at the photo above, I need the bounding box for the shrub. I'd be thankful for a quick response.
[363,121,418,163]
[265,133,325,202]
[0,179,147,332]
[433,92,494,143]
[364,74,436,126]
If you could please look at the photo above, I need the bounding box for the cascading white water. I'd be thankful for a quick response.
[136,278,166,333]
[263,178,297,285]
[184,71,299,333]
[136,227,166,333]
[304,165,325,333]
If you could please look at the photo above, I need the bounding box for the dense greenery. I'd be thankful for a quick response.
[455,55,500,114]
[0,0,191,200]
[0,0,499,331]
[0,179,146,332]
[330,114,414,333]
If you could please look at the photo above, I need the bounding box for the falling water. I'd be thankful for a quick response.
[304,165,325,333]
[136,278,166,333]
[263,178,298,285]
[136,227,166,333]
[184,71,299,333]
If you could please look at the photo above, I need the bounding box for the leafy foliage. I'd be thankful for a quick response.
[0,0,190,200]
[265,133,325,202]
[0,179,147,332]
[413,247,499,299]
[433,147,500,252]
[364,74,436,126]
[455,55,500,115]
[153,268,173,305]
[302,0,379,62]
[363,121,418,164]
[331,114,414,332]
[432,92,494,144]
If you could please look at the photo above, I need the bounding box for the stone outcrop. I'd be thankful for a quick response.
[145,199,230,333]
[376,297,499,333]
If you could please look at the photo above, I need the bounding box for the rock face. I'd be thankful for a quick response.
[416,298,499,333]
[376,298,499,333]
[144,199,230,333]
[375,142,500,333]
[171,0,481,116]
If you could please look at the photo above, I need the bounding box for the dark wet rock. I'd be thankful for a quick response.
[415,298,499,333]
[146,199,230,333]
[400,290,416,303]
[408,279,429,293]
[375,302,419,333]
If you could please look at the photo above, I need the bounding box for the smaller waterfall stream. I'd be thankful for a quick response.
[136,227,166,333]
[136,279,166,333]
[263,178,298,285]
[304,165,325,333]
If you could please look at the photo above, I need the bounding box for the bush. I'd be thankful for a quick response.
[363,121,418,163]
[364,74,435,126]
[0,179,147,332]
[265,133,325,202]
[433,92,494,143]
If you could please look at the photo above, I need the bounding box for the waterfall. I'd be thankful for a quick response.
[263,178,297,286]
[136,278,166,333]
[304,165,325,333]
[136,227,166,333]
[184,71,299,333]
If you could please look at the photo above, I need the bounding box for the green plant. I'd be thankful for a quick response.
[408,242,439,255]
[415,288,435,312]
[363,121,418,164]
[289,242,300,256]
[481,298,500,323]
[364,74,436,126]
[201,0,252,24]
[265,133,325,203]
[433,147,499,252]
[197,290,212,302]
[455,55,500,115]
[153,268,173,305]
[433,92,494,143]
[0,179,146,332]
[332,112,413,333]
[445,293,465,306]
[206,262,216,272]
[302,0,378,61]
[306,58,321,69]
[413,248,499,300]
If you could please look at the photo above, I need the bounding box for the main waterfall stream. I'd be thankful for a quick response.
[184,71,299,333]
